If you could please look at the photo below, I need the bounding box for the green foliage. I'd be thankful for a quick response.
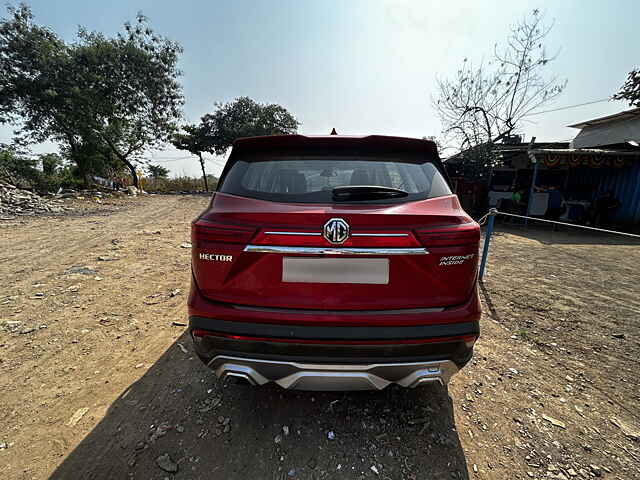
[172,97,299,191]
[144,174,218,193]
[201,97,300,155]
[40,153,63,176]
[171,123,212,190]
[172,124,212,157]
[146,163,170,179]
[0,147,40,187]
[0,5,184,188]
[613,68,640,107]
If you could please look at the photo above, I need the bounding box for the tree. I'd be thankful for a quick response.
[146,163,169,179]
[172,97,299,191]
[201,97,300,155]
[613,68,640,107]
[171,124,213,191]
[40,153,63,176]
[433,9,566,177]
[0,5,184,188]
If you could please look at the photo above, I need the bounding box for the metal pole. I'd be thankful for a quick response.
[525,156,538,226]
[478,210,495,280]
[524,137,537,227]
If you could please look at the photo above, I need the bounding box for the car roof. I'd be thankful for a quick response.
[232,134,439,156]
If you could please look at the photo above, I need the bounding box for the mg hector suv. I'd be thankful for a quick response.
[188,134,480,390]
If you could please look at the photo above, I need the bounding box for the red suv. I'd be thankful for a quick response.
[188,134,480,390]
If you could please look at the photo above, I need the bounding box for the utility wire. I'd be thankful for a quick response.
[525,98,611,117]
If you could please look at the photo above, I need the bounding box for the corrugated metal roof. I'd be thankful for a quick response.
[570,116,640,149]
[568,107,640,129]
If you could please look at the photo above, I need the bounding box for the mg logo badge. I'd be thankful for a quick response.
[323,218,350,244]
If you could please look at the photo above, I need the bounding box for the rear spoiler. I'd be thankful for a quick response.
[217,134,450,190]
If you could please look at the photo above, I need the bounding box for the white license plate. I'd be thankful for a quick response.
[282,257,389,284]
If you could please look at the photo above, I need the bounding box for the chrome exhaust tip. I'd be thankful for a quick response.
[213,362,267,386]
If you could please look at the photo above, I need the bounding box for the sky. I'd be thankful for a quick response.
[1,0,638,178]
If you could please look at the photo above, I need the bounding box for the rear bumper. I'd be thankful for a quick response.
[188,284,480,390]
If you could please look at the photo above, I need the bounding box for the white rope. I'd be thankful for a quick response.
[494,211,640,239]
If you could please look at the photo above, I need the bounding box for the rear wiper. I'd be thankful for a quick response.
[332,185,409,201]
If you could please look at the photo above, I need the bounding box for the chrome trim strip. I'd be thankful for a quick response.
[351,233,409,237]
[243,245,429,255]
[264,231,322,236]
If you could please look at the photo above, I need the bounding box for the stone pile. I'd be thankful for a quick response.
[0,180,66,218]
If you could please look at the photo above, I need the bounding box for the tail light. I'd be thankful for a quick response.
[192,219,256,247]
[414,224,480,247]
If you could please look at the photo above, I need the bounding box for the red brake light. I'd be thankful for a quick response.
[192,220,256,246]
[415,224,480,247]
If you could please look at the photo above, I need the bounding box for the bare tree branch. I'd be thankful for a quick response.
[432,9,566,180]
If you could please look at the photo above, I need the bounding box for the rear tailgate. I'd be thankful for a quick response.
[192,193,479,310]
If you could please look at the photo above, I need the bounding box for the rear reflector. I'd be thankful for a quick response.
[192,220,255,245]
[415,224,480,247]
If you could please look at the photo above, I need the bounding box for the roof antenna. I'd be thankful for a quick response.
[330,128,338,135]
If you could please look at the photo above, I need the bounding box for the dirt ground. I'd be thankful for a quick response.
[1,195,639,480]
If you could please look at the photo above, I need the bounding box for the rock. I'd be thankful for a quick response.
[567,468,578,477]
[19,327,36,334]
[0,442,6,449]
[66,407,89,426]
[4,321,22,332]
[589,465,602,477]
[149,422,171,443]
[65,266,98,276]
[542,414,566,429]
[156,453,178,473]
[611,333,625,339]
[610,417,640,441]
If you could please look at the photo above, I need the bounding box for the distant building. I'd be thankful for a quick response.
[444,108,640,228]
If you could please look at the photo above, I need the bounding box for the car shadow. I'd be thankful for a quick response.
[49,332,470,480]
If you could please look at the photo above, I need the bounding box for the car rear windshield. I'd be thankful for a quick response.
[218,154,451,204]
